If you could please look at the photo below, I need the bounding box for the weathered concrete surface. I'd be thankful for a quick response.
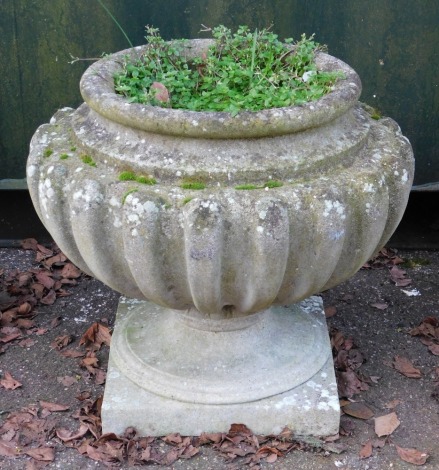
[102,296,339,436]
[26,44,414,440]
[26,89,414,314]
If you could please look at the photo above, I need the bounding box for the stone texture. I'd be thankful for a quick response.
[26,42,414,437]
[102,296,339,437]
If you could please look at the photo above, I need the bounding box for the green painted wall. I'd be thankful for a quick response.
[1,0,438,186]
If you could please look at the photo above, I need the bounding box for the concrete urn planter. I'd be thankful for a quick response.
[27,40,414,437]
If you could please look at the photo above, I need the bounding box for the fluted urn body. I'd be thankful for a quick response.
[27,40,413,436]
[27,40,413,316]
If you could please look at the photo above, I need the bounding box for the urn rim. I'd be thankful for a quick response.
[79,38,362,139]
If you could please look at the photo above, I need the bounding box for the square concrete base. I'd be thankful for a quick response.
[102,298,340,437]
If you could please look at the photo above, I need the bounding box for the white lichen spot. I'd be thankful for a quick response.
[191,120,199,127]
[394,170,399,176]
[306,380,322,391]
[75,167,83,173]
[257,226,264,234]
[47,166,54,175]
[44,178,52,188]
[176,170,182,177]
[131,228,139,237]
[109,196,120,207]
[143,200,159,214]
[401,169,409,183]
[113,216,122,228]
[323,200,345,218]
[363,183,374,193]
[259,210,267,220]
[127,213,140,224]
[27,165,37,177]
[46,187,55,199]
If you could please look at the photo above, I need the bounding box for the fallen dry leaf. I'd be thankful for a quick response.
[428,344,439,356]
[61,262,82,279]
[396,445,429,465]
[25,447,55,462]
[389,266,412,287]
[40,401,69,412]
[324,305,337,318]
[57,375,77,387]
[56,423,89,442]
[392,355,422,378]
[375,412,400,437]
[385,399,402,409]
[0,371,22,390]
[50,334,72,350]
[370,302,388,310]
[342,402,374,420]
[80,323,111,350]
[359,440,373,459]
[0,440,20,457]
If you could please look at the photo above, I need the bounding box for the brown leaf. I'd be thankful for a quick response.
[21,238,38,250]
[56,424,89,442]
[228,423,253,437]
[95,369,106,385]
[0,371,22,389]
[35,271,54,289]
[370,302,388,310]
[40,401,69,412]
[389,266,411,286]
[45,253,67,267]
[410,316,439,338]
[61,262,82,279]
[199,432,224,444]
[57,375,77,387]
[76,390,91,401]
[392,356,422,378]
[384,399,402,409]
[18,338,36,348]
[374,412,400,437]
[359,440,373,459]
[80,323,111,350]
[266,453,278,463]
[342,402,374,420]
[428,344,439,356]
[50,316,62,328]
[396,445,429,465]
[337,369,369,398]
[40,289,56,305]
[163,433,183,445]
[0,441,20,457]
[324,306,337,318]
[25,447,55,461]
[60,348,85,358]
[150,82,170,103]
[50,334,72,350]
[17,302,32,315]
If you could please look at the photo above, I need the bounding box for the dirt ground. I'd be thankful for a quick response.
[0,245,438,469]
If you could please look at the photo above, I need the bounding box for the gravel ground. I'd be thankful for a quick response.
[0,247,438,469]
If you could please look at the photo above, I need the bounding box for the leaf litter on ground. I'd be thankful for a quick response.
[0,243,432,468]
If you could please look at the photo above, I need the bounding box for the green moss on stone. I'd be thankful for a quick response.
[81,154,96,167]
[122,188,138,204]
[181,182,206,190]
[136,175,157,185]
[59,153,69,160]
[43,148,53,158]
[235,184,258,190]
[264,181,283,188]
